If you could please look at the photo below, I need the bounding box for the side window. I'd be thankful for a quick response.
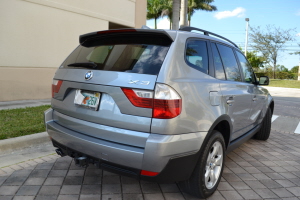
[185,40,209,74]
[236,51,256,83]
[217,44,242,82]
[211,43,226,80]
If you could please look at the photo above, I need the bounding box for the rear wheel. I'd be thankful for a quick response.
[253,107,271,140]
[179,130,225,198]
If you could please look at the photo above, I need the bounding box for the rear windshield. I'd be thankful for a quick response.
[61,43,170,75]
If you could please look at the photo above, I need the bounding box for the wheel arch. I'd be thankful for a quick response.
[206,115,232,149]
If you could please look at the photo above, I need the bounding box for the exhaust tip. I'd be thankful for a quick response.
[55,149,65,157]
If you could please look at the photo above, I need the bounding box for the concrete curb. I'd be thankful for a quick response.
[0,132,51,155]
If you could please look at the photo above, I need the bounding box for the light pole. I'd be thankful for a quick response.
[245,18,249,56]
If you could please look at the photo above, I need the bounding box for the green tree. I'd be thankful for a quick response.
[240,48,265,71]
[147,0,163,29]
[249,25,296,79]
[290,66,299,73]
[246,51,266,71]
[276,65,288,72]
[188,0,217,26]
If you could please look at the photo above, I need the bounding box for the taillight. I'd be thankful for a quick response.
[153,84,182,119]
[121,88,153,108]
[121,83,182,119]
[52,79,63,98]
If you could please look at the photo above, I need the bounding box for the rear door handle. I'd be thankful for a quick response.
[226,97,235,105]
[253,95,257,101]
[226,99,235,104]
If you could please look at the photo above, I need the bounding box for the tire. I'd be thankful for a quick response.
[179,130,225,198]
[253,107,271,140]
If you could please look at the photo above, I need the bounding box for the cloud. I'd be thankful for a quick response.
[297,10,300,16]
[157,17,171,29]
[214,7,246,20]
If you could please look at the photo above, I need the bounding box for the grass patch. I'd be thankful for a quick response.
[269,79,300,89]
[0,105,51,140]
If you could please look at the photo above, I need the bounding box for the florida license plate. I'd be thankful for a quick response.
[74,89,101,110]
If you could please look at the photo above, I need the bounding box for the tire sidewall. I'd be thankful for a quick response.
[198,130,225,197]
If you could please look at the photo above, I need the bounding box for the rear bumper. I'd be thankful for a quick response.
[45,108,207,182]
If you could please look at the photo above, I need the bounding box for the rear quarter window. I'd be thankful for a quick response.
[185,39,209,74]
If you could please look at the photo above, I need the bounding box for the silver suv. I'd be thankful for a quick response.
[44,26,274,198]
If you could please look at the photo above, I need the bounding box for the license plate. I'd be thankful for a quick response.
[74,89,101,110]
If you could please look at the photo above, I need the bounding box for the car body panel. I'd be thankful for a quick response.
[219,81,253,140]
[45,108,207,173]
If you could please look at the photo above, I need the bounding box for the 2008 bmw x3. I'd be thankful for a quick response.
[44,26,274,198]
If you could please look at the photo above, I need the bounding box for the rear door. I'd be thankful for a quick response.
[51,30,173,140]
[211,43,253,140]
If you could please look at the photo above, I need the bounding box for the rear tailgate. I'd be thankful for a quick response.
[51,29,173,146]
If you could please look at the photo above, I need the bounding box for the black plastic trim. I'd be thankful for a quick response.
[208,114,233,145]
[52,140,140,178]
[141,153,200,183]
[51,139,200,183]
[226,124,261,154]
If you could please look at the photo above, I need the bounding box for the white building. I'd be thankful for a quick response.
[0,0,146,101]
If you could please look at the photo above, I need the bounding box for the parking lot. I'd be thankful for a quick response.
[0,87,300,200]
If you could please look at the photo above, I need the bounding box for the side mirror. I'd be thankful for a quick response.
[258,76,269,85]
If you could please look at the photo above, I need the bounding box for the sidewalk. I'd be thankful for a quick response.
[0,99,51,110]
[0,99,53,171]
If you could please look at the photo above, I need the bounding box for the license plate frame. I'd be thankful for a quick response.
[74,89,101,111]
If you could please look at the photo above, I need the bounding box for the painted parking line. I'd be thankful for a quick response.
[271,115,279,122]
[295,122,300,134]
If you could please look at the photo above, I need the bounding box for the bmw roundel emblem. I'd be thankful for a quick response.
[85,71,93,80]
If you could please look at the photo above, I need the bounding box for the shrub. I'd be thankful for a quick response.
[255,72,266,78]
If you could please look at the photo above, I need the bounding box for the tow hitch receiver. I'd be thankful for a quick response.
[74,156,89,168]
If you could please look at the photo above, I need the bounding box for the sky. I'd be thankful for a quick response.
[146,0,300,70]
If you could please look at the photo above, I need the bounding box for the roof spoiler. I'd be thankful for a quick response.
[79,28,174,47]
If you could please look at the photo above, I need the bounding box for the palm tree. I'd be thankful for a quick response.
[161,0,173,29]
[188,0,217,26]
[172,0,180,30]
[147,0,163,29]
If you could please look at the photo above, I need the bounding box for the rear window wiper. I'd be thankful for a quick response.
[67,62,97,69]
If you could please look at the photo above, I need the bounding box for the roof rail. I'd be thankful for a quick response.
[179,26,238,48]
